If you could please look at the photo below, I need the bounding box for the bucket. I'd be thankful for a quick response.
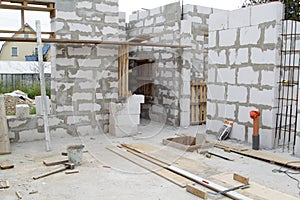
[67,145,85,166]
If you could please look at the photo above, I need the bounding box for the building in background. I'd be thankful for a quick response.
[0,23,50,61]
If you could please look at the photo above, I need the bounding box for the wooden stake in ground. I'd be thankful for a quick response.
[0,95,10,154]
[36,20,51,152]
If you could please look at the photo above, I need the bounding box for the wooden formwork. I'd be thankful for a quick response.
[118,45,130,97]
[190,81,207,125]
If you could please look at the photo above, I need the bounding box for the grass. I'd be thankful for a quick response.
[0,82,51,99]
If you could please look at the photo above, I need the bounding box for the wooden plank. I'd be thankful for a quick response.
[233,173,249,184]
[65,170,79,174]
[0,180,9,189]
[33,166,67,180]
[15,191,22,199]
[1,0,53,6]
[0,163,14,169]
[0,37,192,48]
[214,141,300,169]
[0,30,54,35]
[186,183,207,199]
[0,4,54,12]
[43,159,69,166]
[210,172,298,200]
[107,146,193,187]
[122,142,211,174]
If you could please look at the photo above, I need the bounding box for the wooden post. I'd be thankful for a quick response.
[36,20,51,152]
[0,95,10,154]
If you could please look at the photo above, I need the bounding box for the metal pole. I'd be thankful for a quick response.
[36,20,51,151]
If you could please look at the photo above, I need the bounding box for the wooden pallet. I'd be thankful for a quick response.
[190,81,207,125]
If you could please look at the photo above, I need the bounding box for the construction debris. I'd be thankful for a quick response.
[0,180,10,189]
[65,169,79,174]
[43,158,69,166]
[0,160,14,169]
[33,163,75,180]
[15,191,22,199]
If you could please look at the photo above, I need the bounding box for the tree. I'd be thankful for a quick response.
[243,0,300,20]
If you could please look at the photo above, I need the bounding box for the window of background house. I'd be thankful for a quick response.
[11,47,18,57]
[24,34,29,38]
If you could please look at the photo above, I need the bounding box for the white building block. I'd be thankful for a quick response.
[219,29,237,47]
[56,11,81,21]
[181,20,191,34]
[238,106,257,123]
[69,23,92,32]
[183,4,194,13]
[259,129,275,149]
[238,67,259,85]
[138,10,149,20]
[127,94,144,104]
[110,114,140,126]
[229,123,245,141]
[156,16,166,24]
[180,98,190,112]
[35,96,50,115]
[68,46,91,56]
[218,103,235,119]
[76,1,92,9]
[206,119,224,133]
[250,2,283,26]
[209,11,229,31]
[180,111,190,127]
[264,25,279,44]
[150,7,161,16]
[250,88,274,105]
[229,7,251,29]
[79,103,101,112]
[262,109,274,128]
[67,116,89,125]
[240,26,260,45]
[208,50,226,65]
[229,48,248,65]
[16,104,29,118]
[207,102,216,117]
[95,4,118,13]
[261,71,275,86]
[196,6,213,15]
[207,68,216,83]
[109,124,138,137]
[69,70,93,79]
[72,93,93,101]
[251,48,276,65]
[102,26,118,35]
[217,68,235,84]
[207,85,226,101]
[105,16,119,23]
[208,31,216,48]
[227,86,248,103]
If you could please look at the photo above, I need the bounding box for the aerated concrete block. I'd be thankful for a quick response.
[240,26,260,45]
[219,29,237,47]
[238,67,259,85]
[229,7,250,29]
[209,11,229,31]
[207,85,226,101]
[217,68,235,84]
[16,104,29,119]
[109,123,138,137]
[227,86,247,103]
[250,2,283,26]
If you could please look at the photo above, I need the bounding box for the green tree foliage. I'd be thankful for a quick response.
[243,0,300,20]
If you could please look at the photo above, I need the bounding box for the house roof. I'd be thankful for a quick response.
[0,23,36,55]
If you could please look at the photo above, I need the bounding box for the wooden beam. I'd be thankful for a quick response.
[43,159,69,166]
[0,30,54,35]
[186,184,207,200]
[0,37,191,48]
[0,4,54,12]
[1,0,54,6]
[233,173,249,185]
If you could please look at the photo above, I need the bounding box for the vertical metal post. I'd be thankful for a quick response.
[36,20,51,152]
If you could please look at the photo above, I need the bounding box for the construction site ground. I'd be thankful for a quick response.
[1,120,299,200]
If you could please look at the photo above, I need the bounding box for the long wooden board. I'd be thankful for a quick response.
[123,142,211,174]
[210,173,299,200]
[214,142,300,169]
[106,146,193,187]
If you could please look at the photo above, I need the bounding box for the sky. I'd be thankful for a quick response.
[0,0,243,46]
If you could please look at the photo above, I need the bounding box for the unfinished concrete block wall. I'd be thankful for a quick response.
[128,2,216,126]
[207,2,283,148]
[51,0,120,135]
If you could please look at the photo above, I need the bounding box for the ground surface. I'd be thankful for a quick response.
[1,120,300,200]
